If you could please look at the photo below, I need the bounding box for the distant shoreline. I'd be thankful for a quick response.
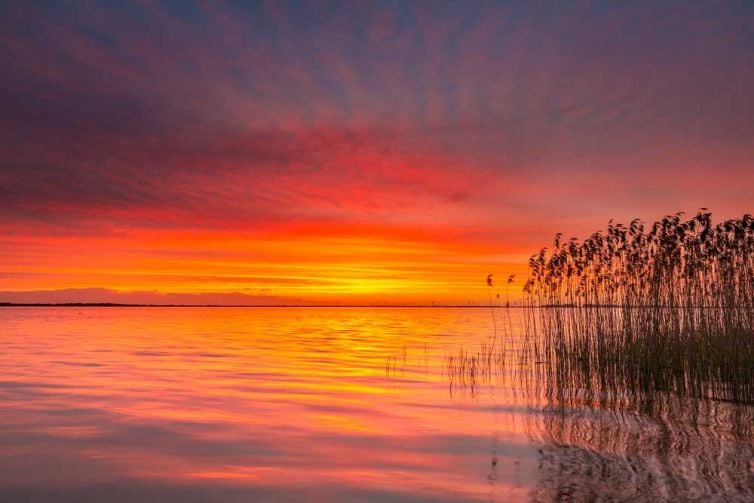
[1,303,736,309]
[0,303,505,308]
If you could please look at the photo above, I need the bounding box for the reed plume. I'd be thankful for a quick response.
[522,210,754,404]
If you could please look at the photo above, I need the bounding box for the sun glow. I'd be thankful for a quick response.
[1,227,529,304]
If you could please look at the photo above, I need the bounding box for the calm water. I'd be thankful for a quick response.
[1,307,752,501]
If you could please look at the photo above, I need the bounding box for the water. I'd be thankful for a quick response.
[1,307,752,501]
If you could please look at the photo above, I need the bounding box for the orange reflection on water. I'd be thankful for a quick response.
[0,307,534,501]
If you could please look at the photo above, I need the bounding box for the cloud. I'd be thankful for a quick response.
[1,1,753,300]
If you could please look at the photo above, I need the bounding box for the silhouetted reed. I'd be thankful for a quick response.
[522,210,754,404]
[446,341,505,396]
[439,216,754,498]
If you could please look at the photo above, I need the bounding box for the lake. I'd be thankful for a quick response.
[1,307,752,501]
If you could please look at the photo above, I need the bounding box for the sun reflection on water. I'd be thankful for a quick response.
[1,306,751,501]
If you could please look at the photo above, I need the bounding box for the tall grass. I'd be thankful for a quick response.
[522,210,754,404]
[439,213,754,497]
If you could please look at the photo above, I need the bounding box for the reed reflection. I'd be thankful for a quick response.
[445,316,754,501]
[527,377,754,501]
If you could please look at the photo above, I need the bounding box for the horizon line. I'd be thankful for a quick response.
[0,302,511,308]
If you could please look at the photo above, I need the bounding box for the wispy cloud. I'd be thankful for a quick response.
[1,1,753,301]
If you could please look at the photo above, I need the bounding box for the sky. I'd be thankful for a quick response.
[1,0,753,305]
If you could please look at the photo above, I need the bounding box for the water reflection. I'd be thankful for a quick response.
[0,307,534,502]
[2,307,751,501]
[527,395,754,501]
[445,307,754,501]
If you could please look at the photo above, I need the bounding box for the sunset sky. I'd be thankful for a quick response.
[2,1,753,305]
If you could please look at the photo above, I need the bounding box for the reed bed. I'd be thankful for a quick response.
[522,210,754,405]
[446,341,504,395]
[438,212,754,498]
